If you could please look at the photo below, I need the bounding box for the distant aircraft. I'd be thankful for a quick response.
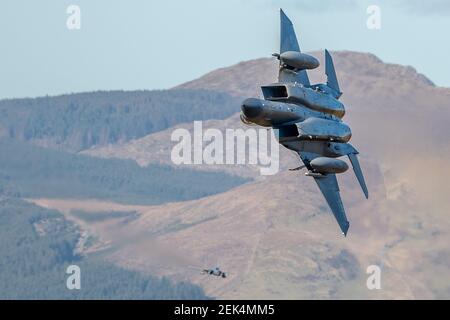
[241,9,369,236]
[190,266,227,278]
[203,267,227,278]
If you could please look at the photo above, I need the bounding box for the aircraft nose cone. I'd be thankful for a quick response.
[241,98,263,118]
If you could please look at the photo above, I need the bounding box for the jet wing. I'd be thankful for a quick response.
[299,152,350,236]
[313,174,350,236]
[279,9,310,86]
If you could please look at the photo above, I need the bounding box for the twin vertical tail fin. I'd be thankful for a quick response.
[279,9,341,95]
[280,9,300,53]
[279,9,311,86]
[325,49,342,99]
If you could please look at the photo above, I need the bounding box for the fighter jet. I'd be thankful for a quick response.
[241,9,369,236]
[202,267,227,278]
[189,266,228,278]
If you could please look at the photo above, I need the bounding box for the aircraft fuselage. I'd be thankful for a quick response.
[241,84,352,146]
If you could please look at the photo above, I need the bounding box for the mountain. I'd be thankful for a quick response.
[0,89,241,152]
[49,51,450,299]
[176,51,437,97]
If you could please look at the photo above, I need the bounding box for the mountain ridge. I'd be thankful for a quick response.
[176,51,439,98]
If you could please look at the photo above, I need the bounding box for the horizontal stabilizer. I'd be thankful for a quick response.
[348,153,369,199]
[314,174,350,236]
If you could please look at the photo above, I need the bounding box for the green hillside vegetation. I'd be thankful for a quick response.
[0,139,250,204]
[0,89,241,151]
[0,197,209,299]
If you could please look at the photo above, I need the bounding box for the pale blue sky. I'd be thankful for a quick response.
[1,0,449,99]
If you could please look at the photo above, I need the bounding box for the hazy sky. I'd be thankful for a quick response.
[1,0,449,99]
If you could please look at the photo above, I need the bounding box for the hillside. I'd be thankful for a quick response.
[77,51,450,299]
[83,113,265,178]
[0,89,241,152]
[0,197,209,299]
[0,139,248,205]
[31,159,449,299]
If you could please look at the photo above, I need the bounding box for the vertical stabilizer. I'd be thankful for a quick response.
[280,9,300,53]
[325,49,341,97]
[279,9,310,86]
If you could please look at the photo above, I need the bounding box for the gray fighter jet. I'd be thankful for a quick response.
[202,267,227,279]
[189,266,228,278]
[241,9,369,236]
